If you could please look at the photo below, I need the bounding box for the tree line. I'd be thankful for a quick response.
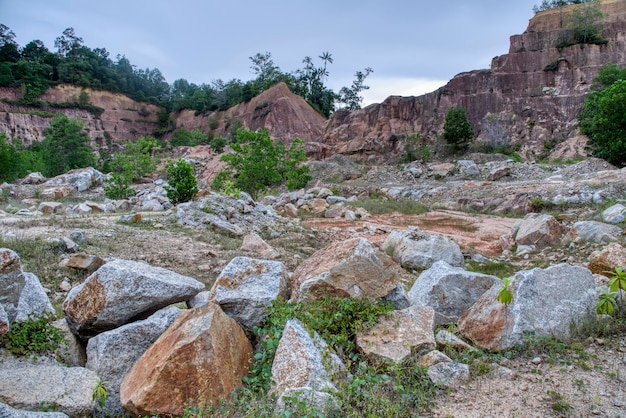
[0,25,371,117]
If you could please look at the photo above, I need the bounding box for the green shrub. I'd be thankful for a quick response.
[0,312,64,357]
[443,107,474,153]
[103,172,135,199]
[164,158,198,204]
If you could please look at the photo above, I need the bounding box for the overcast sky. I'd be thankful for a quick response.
[1,0,539,105]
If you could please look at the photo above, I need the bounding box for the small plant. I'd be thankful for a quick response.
[497,278,513,306]
[217,180,242,199]
[547,390,572,416]
[164,158,199,204]
[103,172,135,199]
[597,288,618,315]
[0,312,64,357]
[92,379,108,410]
[608,266,626,300]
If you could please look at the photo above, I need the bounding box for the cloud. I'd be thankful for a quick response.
[361,77,448,106]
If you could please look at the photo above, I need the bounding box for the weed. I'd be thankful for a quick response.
[546,390,572,416]
[351,197,429,216]
[466,260,518,278]
[0,312,64,357]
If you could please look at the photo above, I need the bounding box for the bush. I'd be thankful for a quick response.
[213,129,311,196]
[164,158,198,204]
[0,312,64,357]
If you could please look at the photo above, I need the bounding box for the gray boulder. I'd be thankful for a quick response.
[382,229,464,270]
[0,402,68,418]
[0,303,7,337]
[63,258,204,340]
[0,248,26,323]
[427,362,470,388]
[43,167,104,193]
[0,355,98,417]
[565,221,621,244]
[271,319,344,412]
[15,273,55,322]
[86,306,183,417]
[408,261,501,326]
[457,160,480,177]
[52,319,86,367]
[602,203,626,224]
[513,213,567,248]
[381,283,411,310]
[210,257,289,336]
[458,264,597,351]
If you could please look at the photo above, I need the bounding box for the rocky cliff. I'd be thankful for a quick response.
[173,82,327,147]
[0,85,161,148]
[320,0,626,161]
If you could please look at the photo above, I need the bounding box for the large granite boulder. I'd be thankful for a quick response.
[602,203,626,224]
[382,229,464,270]
[512,214,567,248]
[120,303,252,417]
[564,221,621,244]
[210,256,289,336]
[291,238,400,303]
[356,305,435,362]
[15,272,55,322]
[408,261,501,326]
[63,259,204,340]
[85,307,183,417]
[0,354,99,417]
[458,264,597,351]
[271,319,344,412]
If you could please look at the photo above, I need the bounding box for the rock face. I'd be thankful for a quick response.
[271,319,344,408]
[356,305,435,362]
[174,82,326,147]
[120,303,252,417]
[290,238,400,302]
[382,229,464,270]
[85,307,183,417]
[63,258,204,340]
[0,354,99,417]
[319,1,626,160]
[408,261,501,326]
[210,256,290,335]
[458,264,597,351]
[0,85,160,147]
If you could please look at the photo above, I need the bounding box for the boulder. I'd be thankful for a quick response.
[356,305,435,362]
[52,319,86,367]
[486,164,511,181]
[120,303,252,417]
[565,221,621,244]
[458,264,597,351]
[417,350,452,368]
[0,248,27,323]
[40,186,72,200]
[20,172,46,185]
[457,160,480,177]
[43,167,104,193]
[239,232,280,259]
[271,319,343,408]
[381,283,411,310]
[602,203,626,224]
[63,258,204,340]
[427,362,470,388]
[210,256,289,335]
[435,329,473,351]
[588,243,626,277]
[38,202,64,215]
[513,213,567,248]
[0,401,69,418]
[62,253,106,273]
[382,229,464,270]
[86,307,183,417]
[0,354,99,417]
[291,238,400,302]
[407,261,501,326]
[14,272,55,322]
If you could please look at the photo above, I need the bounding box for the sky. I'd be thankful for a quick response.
[1,0,539,106]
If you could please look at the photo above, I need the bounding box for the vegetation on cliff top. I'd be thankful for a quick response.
[0,24,371,117]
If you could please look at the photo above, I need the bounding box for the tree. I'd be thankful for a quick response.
[578,79,626,166]
[533,0,594,13]
[568,0,606,44]
[338,67,374,111]
[41,114,95,176]
[213,129,311,196]
[164,159,198,204]
[443,107,474,152]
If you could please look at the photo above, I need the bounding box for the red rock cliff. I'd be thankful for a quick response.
[320,0,626,160]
